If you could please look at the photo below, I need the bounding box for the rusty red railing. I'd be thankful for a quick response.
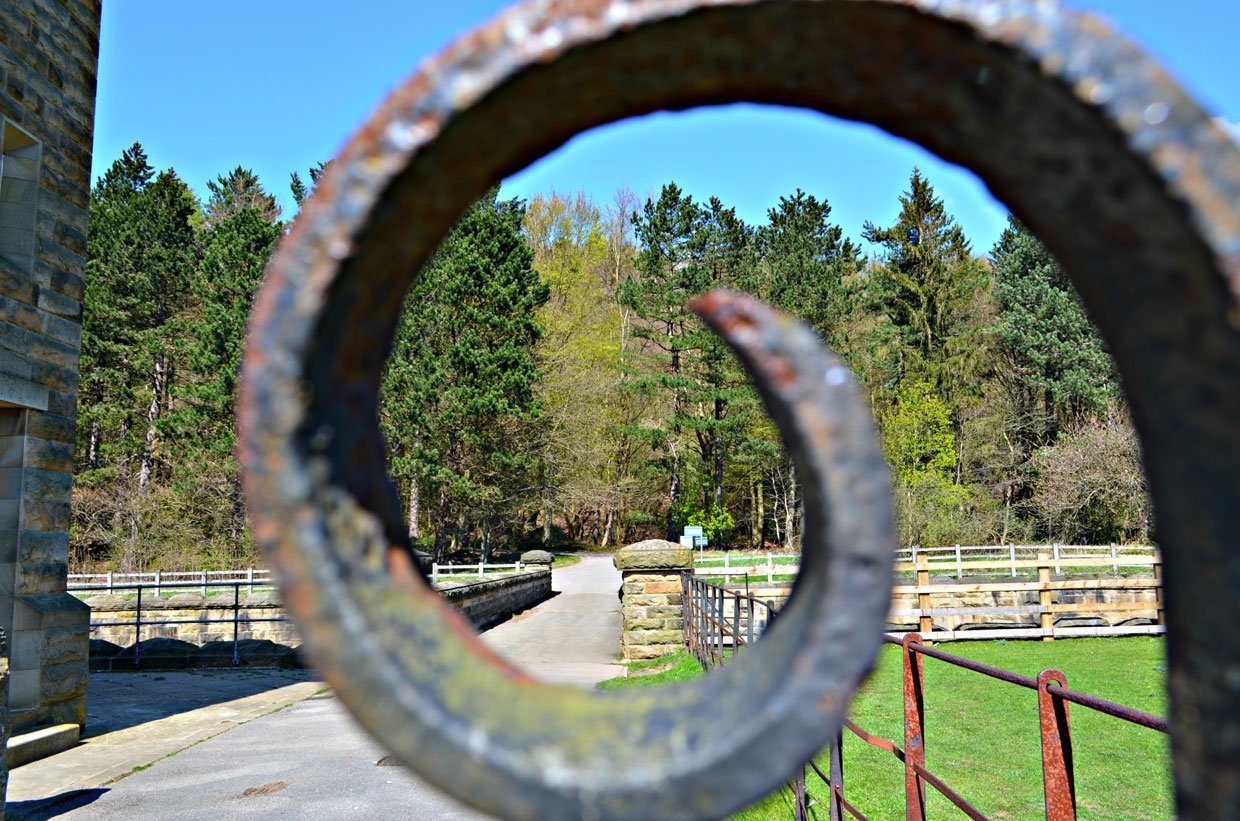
[681,573,1168,820]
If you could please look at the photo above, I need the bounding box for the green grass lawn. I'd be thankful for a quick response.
[601,638,1170,820]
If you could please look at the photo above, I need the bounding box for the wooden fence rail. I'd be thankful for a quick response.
[698,549,1163,642]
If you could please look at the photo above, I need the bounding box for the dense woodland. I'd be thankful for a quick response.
[72,142,1151,571]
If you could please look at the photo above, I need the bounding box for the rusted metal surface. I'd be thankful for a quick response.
[238,0,1240,816]
[911,763,989,821]
[1046,681,1170,733]
[243,273,892,816]
[1039,670,1077,820]
[902,633,927,821]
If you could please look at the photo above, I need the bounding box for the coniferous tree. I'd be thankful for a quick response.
[620,183,713,541]
[758,188,862,347]
[862,168,989,404]
[203,167,281,228]
[381,188,549,562]
[991,215,1115,443]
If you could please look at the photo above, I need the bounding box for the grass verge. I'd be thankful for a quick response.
[599,637,1170,820]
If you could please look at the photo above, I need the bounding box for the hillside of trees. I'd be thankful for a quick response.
[72,143,1151,571]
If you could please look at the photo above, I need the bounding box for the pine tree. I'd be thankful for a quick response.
[758,188,862,346]
[862,168,989,402]
[619,183,713,541]
[381,188,549,562]
[991,215,1115,443]
[203,166,281,227]
[79,143,198,486]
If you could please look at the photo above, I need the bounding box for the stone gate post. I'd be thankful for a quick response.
[614,539,692,660]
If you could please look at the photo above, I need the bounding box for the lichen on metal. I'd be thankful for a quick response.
[239,1,1240,817]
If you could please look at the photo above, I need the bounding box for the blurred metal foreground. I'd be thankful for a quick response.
[238,1,1240,817]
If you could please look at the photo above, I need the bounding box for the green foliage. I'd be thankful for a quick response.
[381,187,550,561]
[74,144,1149,570]
[684,503,735,545]
[992,215,1115,441]
[861,168,990,405]
[881,381,957,485]
[601,639,1171,819]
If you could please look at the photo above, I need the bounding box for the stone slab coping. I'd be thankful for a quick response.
[614,539,693,571]
[8,722,80,768]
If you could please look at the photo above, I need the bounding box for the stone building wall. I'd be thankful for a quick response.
[0,0,101,730]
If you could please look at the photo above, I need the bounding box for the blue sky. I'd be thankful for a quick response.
[93,1,1238,255]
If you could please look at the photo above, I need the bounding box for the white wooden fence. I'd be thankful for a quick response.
[694,544,1159,582]
[68,561,536,595]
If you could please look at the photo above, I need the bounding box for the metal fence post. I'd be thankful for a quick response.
[232,582,242,666]
[133,585,143,668]
[1038,670,1076,820]
[793,767,808,821]
[829,727,845,821]
[902,633,926,821]
[732,588,741,654]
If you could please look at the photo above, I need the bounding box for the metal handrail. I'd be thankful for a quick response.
[681,573,1168,819]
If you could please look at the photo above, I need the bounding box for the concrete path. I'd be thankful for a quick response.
[9,555,623,819]
[483,553,626,685]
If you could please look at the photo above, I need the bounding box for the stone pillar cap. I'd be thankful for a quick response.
[614,539,693,571]
[520,549,555,565]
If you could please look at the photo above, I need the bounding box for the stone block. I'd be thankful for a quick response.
[14,592,88,630]
[624,593,681,607]
[41,658,86,701]
[520,549,554,565]
[8,668,37,708]
[623,616,665,631]
[40,623,85,666]
[626,628,683,645]
[0,435,23,467]
[20,529,68,563]
[17,560,66,595]
[640,580,683,595]
[21,498,71,532]
[614,539,692,571]
[624,644,682,661]
[23,436,73,472]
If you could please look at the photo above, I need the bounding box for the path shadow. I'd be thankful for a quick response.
[82,668,315,738]
[9,788,108,819]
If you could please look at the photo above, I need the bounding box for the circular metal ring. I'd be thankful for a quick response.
[240,0,1240,815]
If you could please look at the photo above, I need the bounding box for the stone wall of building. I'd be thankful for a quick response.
[0,0,101,730]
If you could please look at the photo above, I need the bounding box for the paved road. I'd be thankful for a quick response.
[483,553,625,685]
[12,555,623,820]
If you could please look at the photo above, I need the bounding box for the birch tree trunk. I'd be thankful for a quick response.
[138,356,165,491]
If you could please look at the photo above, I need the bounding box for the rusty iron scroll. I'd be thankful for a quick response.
[239,1,1240,817]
